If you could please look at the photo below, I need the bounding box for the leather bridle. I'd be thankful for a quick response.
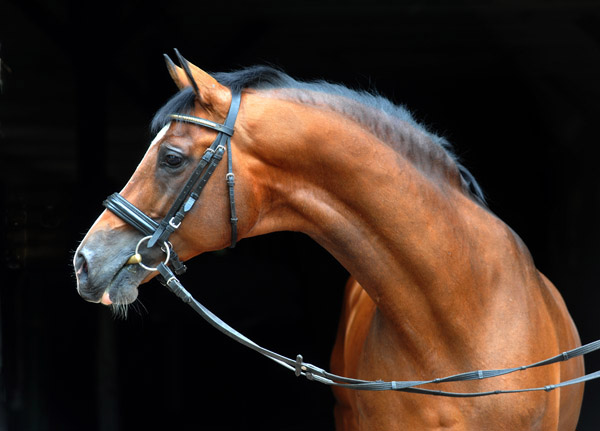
[100,83,600,397]
[103,90,242,276]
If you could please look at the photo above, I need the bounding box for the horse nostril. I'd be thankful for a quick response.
[75,252,89,280]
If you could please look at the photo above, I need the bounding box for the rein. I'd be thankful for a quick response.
[158,261,600,396]
[102,88,600,397]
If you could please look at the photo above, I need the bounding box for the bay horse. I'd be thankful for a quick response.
[73,54,584,430]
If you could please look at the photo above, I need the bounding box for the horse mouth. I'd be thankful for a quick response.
[101,263,146,306]
[74,229,169,313]
[75,247,150,307]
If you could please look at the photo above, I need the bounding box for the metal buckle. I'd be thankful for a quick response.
[169,217,181,230]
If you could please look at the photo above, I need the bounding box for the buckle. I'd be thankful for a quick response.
[169,217,181,230]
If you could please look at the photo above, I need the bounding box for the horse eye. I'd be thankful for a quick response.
[164,153,183,167]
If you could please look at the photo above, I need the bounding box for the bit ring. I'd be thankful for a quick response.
[133,235,171,271]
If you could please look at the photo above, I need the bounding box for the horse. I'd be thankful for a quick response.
[73,53,584,430]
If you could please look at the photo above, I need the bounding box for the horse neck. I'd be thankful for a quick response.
[245,96,533,345]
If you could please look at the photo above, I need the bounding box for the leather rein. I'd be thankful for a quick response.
[102,89,600,397]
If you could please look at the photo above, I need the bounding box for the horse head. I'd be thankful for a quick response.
[73,53,266,307]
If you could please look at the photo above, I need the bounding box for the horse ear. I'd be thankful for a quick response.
[164,49,230,113]
[163,53,186,90]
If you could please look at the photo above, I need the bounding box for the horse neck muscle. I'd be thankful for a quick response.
[245,95,536,345]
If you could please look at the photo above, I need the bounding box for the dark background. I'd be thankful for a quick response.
[1,0,599,430]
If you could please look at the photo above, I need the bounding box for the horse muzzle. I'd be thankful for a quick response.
[73,229,164,305]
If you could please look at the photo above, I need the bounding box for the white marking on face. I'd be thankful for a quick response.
[151,123,171,147]
[117,122,172,195]
[73,123,174,276]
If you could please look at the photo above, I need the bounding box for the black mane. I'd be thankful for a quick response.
[151,66,486,205]
[151,66,294,133]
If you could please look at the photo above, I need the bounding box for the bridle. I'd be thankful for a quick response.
[103,90,242,276]
[101,84,600,397]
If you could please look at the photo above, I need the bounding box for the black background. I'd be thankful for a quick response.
[1,1,600,430]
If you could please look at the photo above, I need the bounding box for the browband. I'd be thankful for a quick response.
[169,114,234,136]
[148,90,242,249]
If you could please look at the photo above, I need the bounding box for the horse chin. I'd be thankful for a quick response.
[102,264,146,307]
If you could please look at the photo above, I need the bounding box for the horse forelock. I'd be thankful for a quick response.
[150,66,486,206]
[151,87,196,134]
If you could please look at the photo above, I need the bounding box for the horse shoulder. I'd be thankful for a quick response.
[537,271,585,429]
[331,277,376,430]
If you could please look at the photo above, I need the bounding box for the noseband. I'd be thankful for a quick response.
[103,91,242,275]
